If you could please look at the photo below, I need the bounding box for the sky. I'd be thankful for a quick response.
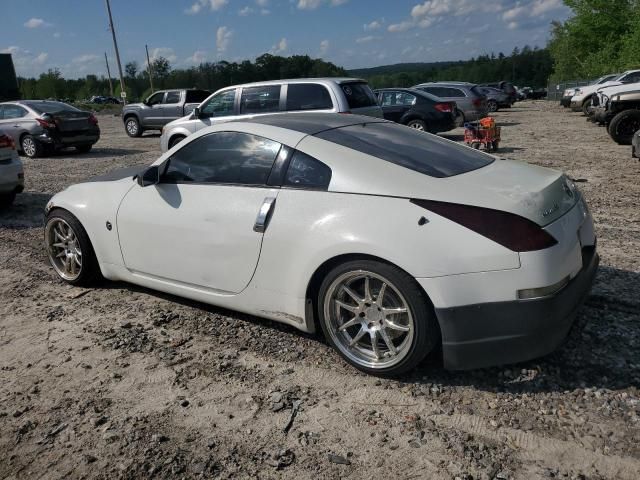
[0,0,572,79]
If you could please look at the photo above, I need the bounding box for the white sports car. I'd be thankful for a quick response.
[44,113,598,376]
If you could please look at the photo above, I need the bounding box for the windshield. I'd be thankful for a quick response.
[25,101,79,114]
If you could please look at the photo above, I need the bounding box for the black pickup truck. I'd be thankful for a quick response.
[122,88,210,137]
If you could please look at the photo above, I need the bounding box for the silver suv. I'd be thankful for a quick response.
[160,78,382,151]
[412,82,489,126]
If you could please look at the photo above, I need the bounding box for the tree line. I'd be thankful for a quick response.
[548,0,640,81]
[17,54,347,102]
[357,47,553,89]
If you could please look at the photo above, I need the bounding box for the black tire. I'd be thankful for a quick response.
[406,119,428,132]
[0,191,16,208]
[124,116,142,138]
[169,135,186,149]
[581,97,593,116]
[21,134,44,158]
[317,259,439,377]
[44,209,102,286]
[76,144,93,154]
[487,100,498,113]
[608,110,640,145]
[454,110,465,128]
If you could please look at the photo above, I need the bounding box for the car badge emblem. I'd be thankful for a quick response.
[563,182,574,198]
[542,203,559,217]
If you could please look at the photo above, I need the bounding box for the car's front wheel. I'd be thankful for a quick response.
[76,144,93,154]
[318,260,438,376]
[608,109,640,145]
[45,209,101,286]
[169,135,186,149]
[487,100,498,112]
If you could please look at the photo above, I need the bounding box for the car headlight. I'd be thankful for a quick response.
[575,89,583,95]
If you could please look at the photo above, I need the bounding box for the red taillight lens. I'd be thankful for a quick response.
[473,98,483,107]
[89,114,98,126]
[434,102,453,113]
[0,134,15,150]
[36,118,56,129]
[411,199,558,252]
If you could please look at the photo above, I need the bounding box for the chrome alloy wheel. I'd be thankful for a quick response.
[22,137,37,157]
[126,119,138,136]
[408,121,425,131]
[45,218,83,281]
[323,271,414,369]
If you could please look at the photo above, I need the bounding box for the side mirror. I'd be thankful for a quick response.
[193,107,200,118]
[137,165,160,187]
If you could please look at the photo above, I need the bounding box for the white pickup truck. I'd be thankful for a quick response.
[570,70,640,114]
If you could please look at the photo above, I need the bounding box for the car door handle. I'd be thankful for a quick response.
[253,196,276,233]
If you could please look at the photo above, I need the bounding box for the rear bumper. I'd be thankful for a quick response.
[570,100,585,112]
[38,128,100,147]
[560,96,573,107]
[435,246,599,370]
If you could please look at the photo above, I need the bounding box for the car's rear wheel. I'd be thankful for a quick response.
[608,109,640,145]
[21,135,43,158]
[125,117,142,138]
[487,100,498,112]
[45,209,101,286]
[169,135,186,149]
[318,260,438,376]
[406,119,427,131]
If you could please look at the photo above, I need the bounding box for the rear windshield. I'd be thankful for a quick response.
[340,82,377,109]
[25,101,78,114]
[316,122,494,178]
[470,86,485,97]
[186,90,211,103]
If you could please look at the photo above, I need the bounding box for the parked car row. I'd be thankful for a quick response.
[561,70,640,156]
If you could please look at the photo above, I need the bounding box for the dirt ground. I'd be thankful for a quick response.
[1,101,639,480]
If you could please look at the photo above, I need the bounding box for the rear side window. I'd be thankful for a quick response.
[284,151,332,190]
[2,105,28,119]
[341,82,377,108]
[421,87,448,98]
[286,84,333,111]
[316,122,494,178]
[164,91,181,104]
[240,85,281,114]
[163,132,281,185]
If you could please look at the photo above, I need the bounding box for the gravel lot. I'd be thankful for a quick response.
[1,101,638,480]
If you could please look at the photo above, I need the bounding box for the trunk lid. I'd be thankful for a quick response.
[448,159,578,226]
[50,110,92,132]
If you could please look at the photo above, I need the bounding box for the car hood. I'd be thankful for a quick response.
[80,165,145,183]
[580,81,623,95]
[596,82,640,96]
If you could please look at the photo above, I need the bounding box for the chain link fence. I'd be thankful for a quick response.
[546,79,592,101]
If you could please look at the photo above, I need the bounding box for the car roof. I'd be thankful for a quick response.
[242,112,388,135]
[216,77,368,90]
[415,81,475,87]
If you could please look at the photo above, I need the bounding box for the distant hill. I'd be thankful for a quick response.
[348,61,459,77]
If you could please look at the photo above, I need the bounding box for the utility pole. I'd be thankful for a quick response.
[104,52,114,97]
[104,0,127,104]
[145,44,155,93]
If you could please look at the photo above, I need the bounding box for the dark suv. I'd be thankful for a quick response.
[374,88,456,133]
[481,81,517,103]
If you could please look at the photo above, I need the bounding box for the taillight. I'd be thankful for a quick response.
[434,102,453,113]
[472,98,483,107]
[89,114,98,126]
[36,118,56,129]
[410,199,558,252]
[0,134,15,150]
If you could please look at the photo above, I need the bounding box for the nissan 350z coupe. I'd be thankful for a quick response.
[44,113,598,376]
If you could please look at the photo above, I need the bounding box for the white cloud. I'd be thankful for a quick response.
[185,0,228,15]
[319,39,329,55]
[72,54,100,64]
[503,0,563,21]
[356,35,378,44]
[364,20,381,31]
[186,50,207,64]
[297,0,348,9]
[1,46,49,76]
[24,18,51,28]
[239,2,270,15]
[271,38,288,54]
[239,6,253,15]
[53,32,61,38]
[34,53,49,65]
[150,47,177,64]
[387,21,414,33]
[216,26,233,53]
